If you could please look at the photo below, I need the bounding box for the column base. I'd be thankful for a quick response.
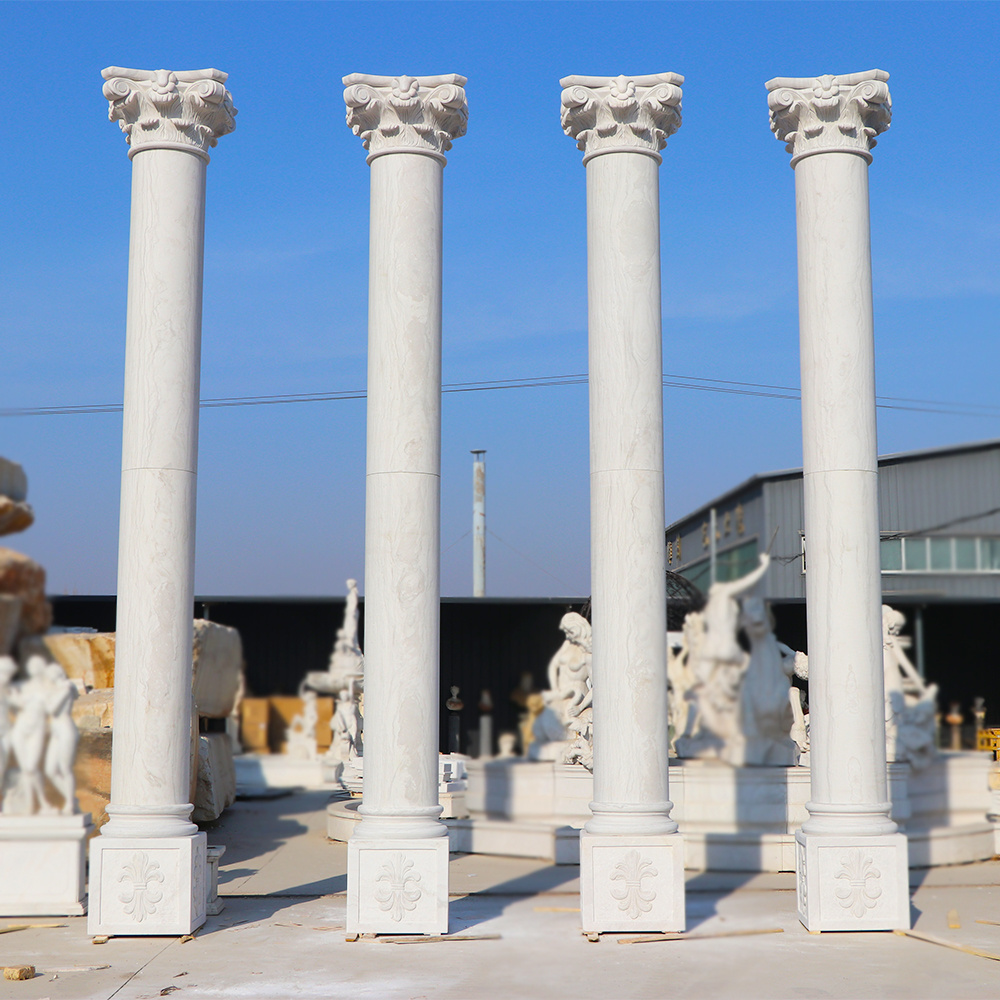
[347,835,449,935]
[88,832,207,936]
[796,829,910,931]
[580,830,685,933]
[0,814,92,916]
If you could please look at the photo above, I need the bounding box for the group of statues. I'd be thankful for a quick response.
[527,554,938,772]
[0,653,80,815]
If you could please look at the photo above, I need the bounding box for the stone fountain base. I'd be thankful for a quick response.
[327,752,998,872]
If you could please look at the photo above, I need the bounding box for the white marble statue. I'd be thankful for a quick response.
[528,613,594,765]
[43,663,79,814]
[305,578,365,696]
[286,688,319,761]
[324,685,364,787]
[675,558,771,761]
[667,617,702,753]
[883,605,937,770]
[4,655,53,814]
[734,597,802,766]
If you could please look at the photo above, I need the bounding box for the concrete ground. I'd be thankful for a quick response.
[3,789,1000,999]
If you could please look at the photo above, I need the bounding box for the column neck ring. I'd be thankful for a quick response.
[582,146,662,167]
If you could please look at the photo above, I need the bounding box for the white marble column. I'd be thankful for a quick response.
[342,73,467,936]
[561,73,686,933]
[89,67,236,937]
[767,70,909,931]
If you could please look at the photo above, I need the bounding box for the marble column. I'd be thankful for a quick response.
[89,67,236,937]
[766,70,910,931]
[561,73,686,934]
[342,73,467,935]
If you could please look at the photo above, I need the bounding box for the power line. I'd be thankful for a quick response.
[3,371,1000,420]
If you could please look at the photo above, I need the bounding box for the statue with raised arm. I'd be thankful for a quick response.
[883,604,937,770]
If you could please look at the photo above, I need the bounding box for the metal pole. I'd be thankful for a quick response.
[472,449,486,597]
[914,605,925,678]
[709,507,717,584]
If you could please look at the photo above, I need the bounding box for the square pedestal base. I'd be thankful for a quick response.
[796,830,910,931]
[580,831,686,933]
[0,814,92,916]
[88,832,207,936]
[347,836,449,935]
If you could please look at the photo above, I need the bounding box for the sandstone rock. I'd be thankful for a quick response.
[0,548,51,635]
[39,632,116,690]
[0,495,33,536]
[0,595,20,655]
[73,728,112,832]
[192,732,237,823]
[72,688,115,730]
[192,619,243,718]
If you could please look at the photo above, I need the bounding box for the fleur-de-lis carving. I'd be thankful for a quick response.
[834,849,882,918]
[609,849,658,920]
[374,852,422,922]
[117,851,165,922]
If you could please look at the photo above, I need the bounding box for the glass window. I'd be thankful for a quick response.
[682,558,712,592]
[930,537,952,571]
[904,537,928,571]
[880,538,902,571]
[955,538,977,570]
[983,539,1000,571]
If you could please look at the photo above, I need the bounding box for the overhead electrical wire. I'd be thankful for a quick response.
[2,371,1000,420]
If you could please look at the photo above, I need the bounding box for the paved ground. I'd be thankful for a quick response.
[3,790,1000,999]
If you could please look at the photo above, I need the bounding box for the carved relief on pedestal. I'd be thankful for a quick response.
[560,73,683,161]
[766,70,891,164]
[374,852,422,922]
[343,74,468,162]
[833,849,883,918]
[609,849,658,920]
[101,67,237,158]
[117,851,165,922]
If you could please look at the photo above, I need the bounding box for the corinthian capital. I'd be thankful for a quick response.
[343,73,468,164]
[560,73,683,164]
[766,69,891,166]
[102,67,237,161]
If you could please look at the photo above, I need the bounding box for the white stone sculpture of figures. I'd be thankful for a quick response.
[676,555,770,761]
[286,688,319,761]
[736,597,800,766]
[883,605,937,770]
[529,612,593,763]
[667,617,702,753]
[4,655,52,815]
[43,663,79,814]
[546,612,592,725]
[306,579,364,696]
[0,655,17,799]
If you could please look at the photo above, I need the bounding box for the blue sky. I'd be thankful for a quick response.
[1,1,998,598]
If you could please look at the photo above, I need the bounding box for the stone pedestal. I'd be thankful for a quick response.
[0,815,92,916]
[767,69,909,931]
[205,845,226,915]
[346,837,449,936]
[342,73,467,935]
[88,833,207,936]
[89,66,235,937]
[561,72,686,933]
[580,832,685,933]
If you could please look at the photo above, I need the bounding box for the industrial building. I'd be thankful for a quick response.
[666,438,1000,724]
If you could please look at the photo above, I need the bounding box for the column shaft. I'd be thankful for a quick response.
[358,153,444,836]
[109,148,205,833]
[586,151,672,833]
[795,153,891,830]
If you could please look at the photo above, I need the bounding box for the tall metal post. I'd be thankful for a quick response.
[472,450,486,597]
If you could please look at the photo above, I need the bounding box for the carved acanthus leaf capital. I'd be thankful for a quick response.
[766,69,891,165]
[343,73,468,163]
[560,73,683,163]
[101,67,237,161]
